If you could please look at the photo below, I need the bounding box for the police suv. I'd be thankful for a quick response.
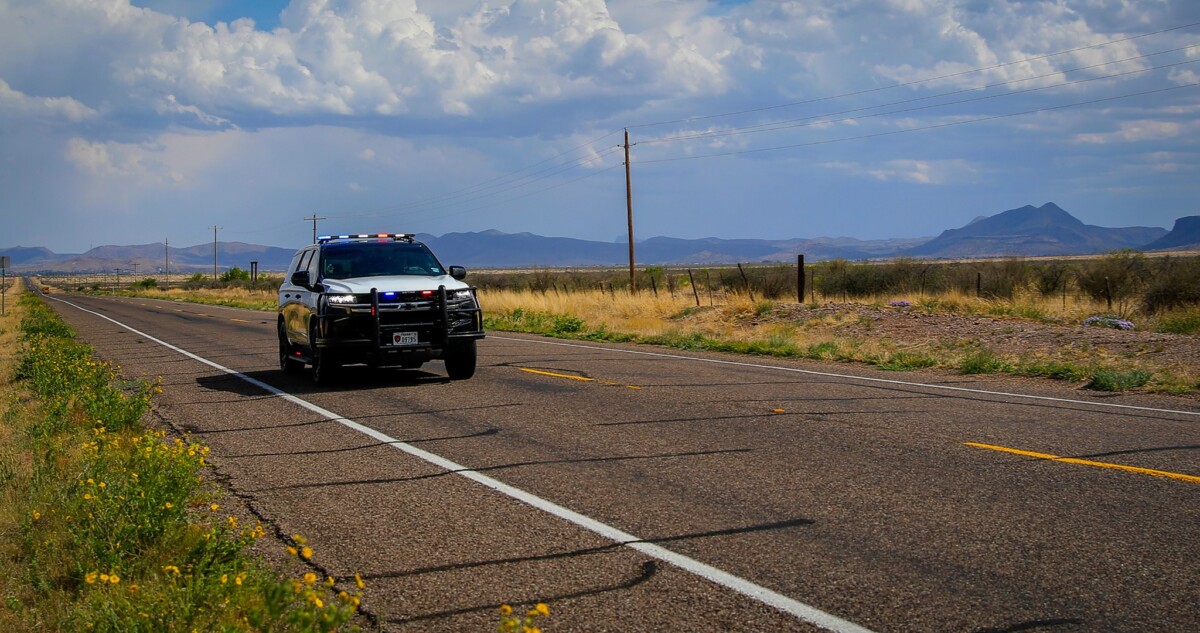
[277,233,484,384]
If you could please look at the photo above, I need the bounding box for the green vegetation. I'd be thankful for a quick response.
[1087,369,1153,392]
[0,292,365,631]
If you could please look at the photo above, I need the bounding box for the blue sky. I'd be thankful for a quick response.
[1,0,1197,253]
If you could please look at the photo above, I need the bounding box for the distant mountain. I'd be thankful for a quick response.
[0,246,69,267]
[1,242,295,273]
[420,231,928,267]
[903,202,1167,258]
[1142,216,1200,251]
[3,203,1190,271]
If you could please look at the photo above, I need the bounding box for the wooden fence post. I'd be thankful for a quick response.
[797,254,805,304]
[737,263,755,302]
[688,269,700,306]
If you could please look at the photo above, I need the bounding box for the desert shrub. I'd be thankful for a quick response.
[132,277,158,290]
[219,267,251,283]
[1034,263,1070,297]
[1074,250,1148,309]
[1154,308,1200,335]
[960,349,1012,374]
[1140,256,1200,313]
[180,273,211,290]
[1087,369,1152,391]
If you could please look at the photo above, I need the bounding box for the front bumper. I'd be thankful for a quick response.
[314,286,484,361]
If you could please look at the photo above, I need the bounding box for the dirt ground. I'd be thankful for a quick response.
[769,303,1200,389]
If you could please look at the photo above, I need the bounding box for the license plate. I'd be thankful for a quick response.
[392,332,419,346]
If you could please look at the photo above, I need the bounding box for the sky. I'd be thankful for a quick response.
[1,0,1197,254]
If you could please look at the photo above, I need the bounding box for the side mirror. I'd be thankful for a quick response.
[448,266,467,280]
[290,270,311,287]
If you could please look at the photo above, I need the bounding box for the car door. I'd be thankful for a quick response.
[280,248,315,344]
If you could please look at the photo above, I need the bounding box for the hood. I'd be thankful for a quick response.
[322,275,470,294]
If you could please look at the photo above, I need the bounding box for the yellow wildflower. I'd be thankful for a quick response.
[354,573,364,589]
[163,502,173,509]
[108,574,120,584]
[31,510,40,521]
[303,572,317,585]
[300,546,312,559]
[235,573,244,586]
[286,546,298,557]
[85,571,98,584]
[326,576,335,587]
[210,503,219,511]
[499,604,513,616]
[163,565,180,575]
[535,603,550,617]
[220,574,228,584]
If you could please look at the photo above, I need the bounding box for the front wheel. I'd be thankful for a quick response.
[279,323,303,375]
[310,324,340,385]
[444,341,477,380]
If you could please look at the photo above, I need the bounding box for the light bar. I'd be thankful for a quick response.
[317,233,415,243]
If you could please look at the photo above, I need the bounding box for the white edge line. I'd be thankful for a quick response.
[491,335,1200,419]
[45,295,876,633]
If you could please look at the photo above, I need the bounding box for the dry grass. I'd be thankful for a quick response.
[481,288,1199,393]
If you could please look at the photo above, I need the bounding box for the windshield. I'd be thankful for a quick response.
[319,242,445,280]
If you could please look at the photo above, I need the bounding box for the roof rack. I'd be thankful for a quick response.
[317,233,415,244]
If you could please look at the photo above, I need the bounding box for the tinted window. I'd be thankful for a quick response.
[319,242,444,279]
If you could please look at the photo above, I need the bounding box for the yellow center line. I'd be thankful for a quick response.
[520,368,594,382]
[966,442,1200,485]
[230,318,250,323]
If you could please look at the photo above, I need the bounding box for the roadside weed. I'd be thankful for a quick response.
[1,291,366,632]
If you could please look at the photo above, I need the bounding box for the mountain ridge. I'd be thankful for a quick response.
[3,203,1189,272]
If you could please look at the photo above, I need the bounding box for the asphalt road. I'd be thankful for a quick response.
[43,292,1200,632]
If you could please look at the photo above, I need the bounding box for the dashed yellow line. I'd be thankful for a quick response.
[519,367,642,389]
[966,442,1200,485]
[520,368,593,382]
[230,318,250,323]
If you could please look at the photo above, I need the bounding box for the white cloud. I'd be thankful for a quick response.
[1073,119,1189,144]
[0,0,747,125]
[822,158,979,185]
[0,78,97,121]
[65,137,185,185]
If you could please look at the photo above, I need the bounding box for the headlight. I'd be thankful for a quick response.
[451,289,474,299]
[326,294,359,304]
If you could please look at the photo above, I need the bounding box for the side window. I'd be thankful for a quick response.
[292,250,314,283]
[286,252,304,277]
[305,249,321,280]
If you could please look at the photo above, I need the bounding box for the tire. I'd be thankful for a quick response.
[444,341,477,380]
[310,324,340,385]
[279,323,304,375]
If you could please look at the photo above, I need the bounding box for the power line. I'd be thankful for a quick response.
[639,45,1199,145]
[325,21,1200,224]
[628,20,1200,130]
[637,82,1200,165]
[640,56,1200,147]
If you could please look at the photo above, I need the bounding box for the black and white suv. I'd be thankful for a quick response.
[278,233,484,384]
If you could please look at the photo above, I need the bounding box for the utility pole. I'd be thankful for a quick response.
[164,238,170,289]
[623,128,636,293]
[306,214,326,244]
[211,225,223,280]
